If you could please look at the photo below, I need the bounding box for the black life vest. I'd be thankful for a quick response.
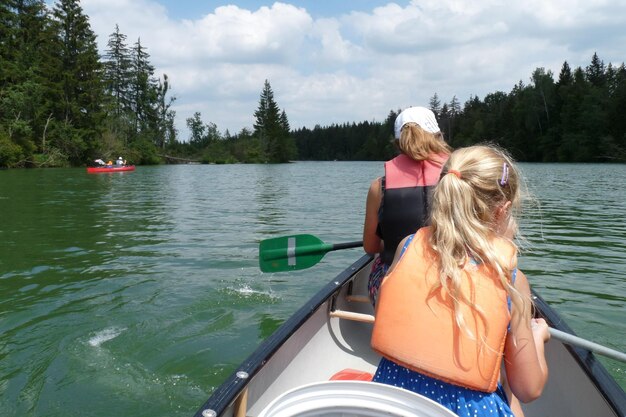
[378,153,447,264]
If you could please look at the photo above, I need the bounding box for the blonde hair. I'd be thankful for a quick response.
[428,144,530,337]
[397,123,451,162]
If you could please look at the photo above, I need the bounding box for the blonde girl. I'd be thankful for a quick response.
[371,145,549,417]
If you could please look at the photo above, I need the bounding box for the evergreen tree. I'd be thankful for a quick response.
[279,109,290,133]
[447,96,461,144]
[103,24,131,119]
[607,64,626,157]
[253,80,295,162]
[429,93,441,118]
[276,109,297,161]
[130,37,157,138]
[439,103,450,141]
[50,0,104,163]
[0,1,19,90]
[557,61,573,87]
[586,52,606,88]
[530,68,557,160]
[558,67,588,161]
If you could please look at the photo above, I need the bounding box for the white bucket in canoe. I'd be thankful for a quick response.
[257,380,456,417]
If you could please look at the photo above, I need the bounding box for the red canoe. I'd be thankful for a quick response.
[87,165,135,174]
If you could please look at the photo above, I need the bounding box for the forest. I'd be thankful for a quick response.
[1,0,625,168]
[293,55,626,163]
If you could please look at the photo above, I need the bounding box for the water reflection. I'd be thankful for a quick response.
[255,164,291,236]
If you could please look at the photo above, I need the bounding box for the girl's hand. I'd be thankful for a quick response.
[531,318,550,343]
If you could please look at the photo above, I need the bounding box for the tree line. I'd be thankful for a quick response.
[294,53,626,163]
[2,1,624,167]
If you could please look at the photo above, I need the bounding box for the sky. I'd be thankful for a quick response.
[46,0,626,141]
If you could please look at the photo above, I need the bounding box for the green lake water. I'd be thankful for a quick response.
[0,162,624,416]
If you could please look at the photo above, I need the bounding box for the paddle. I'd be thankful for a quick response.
[259,234,362,272]
[549,327,626,363]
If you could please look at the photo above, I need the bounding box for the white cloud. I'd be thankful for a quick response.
[74,0,626,141]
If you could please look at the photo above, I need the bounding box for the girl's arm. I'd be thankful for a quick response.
[503,270,550,403]
[501,366,525,417]
[363,178,383,255]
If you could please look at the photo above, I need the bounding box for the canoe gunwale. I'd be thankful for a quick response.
[532,290,626,415]
[193,254,374,417]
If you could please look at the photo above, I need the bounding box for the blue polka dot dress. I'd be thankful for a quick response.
[373,357,514,417]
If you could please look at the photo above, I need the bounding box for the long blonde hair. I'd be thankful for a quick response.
[397,123,451,162]
[429,145,530,335]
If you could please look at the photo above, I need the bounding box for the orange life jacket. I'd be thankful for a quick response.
[371,227,516,392]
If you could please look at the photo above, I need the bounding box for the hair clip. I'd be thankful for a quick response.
[500,163,509,186]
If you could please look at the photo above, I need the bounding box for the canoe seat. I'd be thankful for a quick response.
[257,380,457,417]
[329,368,373,381]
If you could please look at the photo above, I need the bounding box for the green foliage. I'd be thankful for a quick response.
[0,2,177,168]
[253,80,296,163]
[47,121,87,164]
[129,138,161,165]
[201,141,238,164]
[0,129,24,167]
[1,3,623,169]
[294,53,626,163]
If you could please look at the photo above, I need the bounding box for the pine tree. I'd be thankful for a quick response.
[557,61,573,87]
[130,37,157,138]
[103,24,132,119]
[253,80,281,162]
[558,67,588,161]
[50,0,104,163]
[252,80,296,163]
[429,93,441,118]
[447,96,461,144]
[585,52,606,88]
[607,64,626,156]
[0,1,18,90]
[277,109,296,162]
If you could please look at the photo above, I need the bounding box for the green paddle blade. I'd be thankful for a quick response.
[259,234,333,273]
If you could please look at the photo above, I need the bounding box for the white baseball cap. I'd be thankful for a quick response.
[394,106,440,139]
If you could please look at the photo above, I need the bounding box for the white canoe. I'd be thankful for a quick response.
[194,255,626,417]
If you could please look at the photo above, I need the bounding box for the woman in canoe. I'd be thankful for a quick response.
[371,145,550,417]
[362,106,451,306]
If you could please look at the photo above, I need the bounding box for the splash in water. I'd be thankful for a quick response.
[88,327,126,347]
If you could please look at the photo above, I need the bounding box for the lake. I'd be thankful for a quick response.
[0,162,624,416]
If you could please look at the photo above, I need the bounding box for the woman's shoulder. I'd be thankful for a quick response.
[368,176,382,191]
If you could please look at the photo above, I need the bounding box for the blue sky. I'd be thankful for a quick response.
[156,1,391,20]
[45,1,626,140]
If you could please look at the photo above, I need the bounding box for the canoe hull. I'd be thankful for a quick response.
[194,255,626,417]
[86,165,135,173]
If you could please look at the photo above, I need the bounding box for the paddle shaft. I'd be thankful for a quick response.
[549,328,626,363]
[329,309,626,363]
[330,241,363,252]
[261,240,362,261]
